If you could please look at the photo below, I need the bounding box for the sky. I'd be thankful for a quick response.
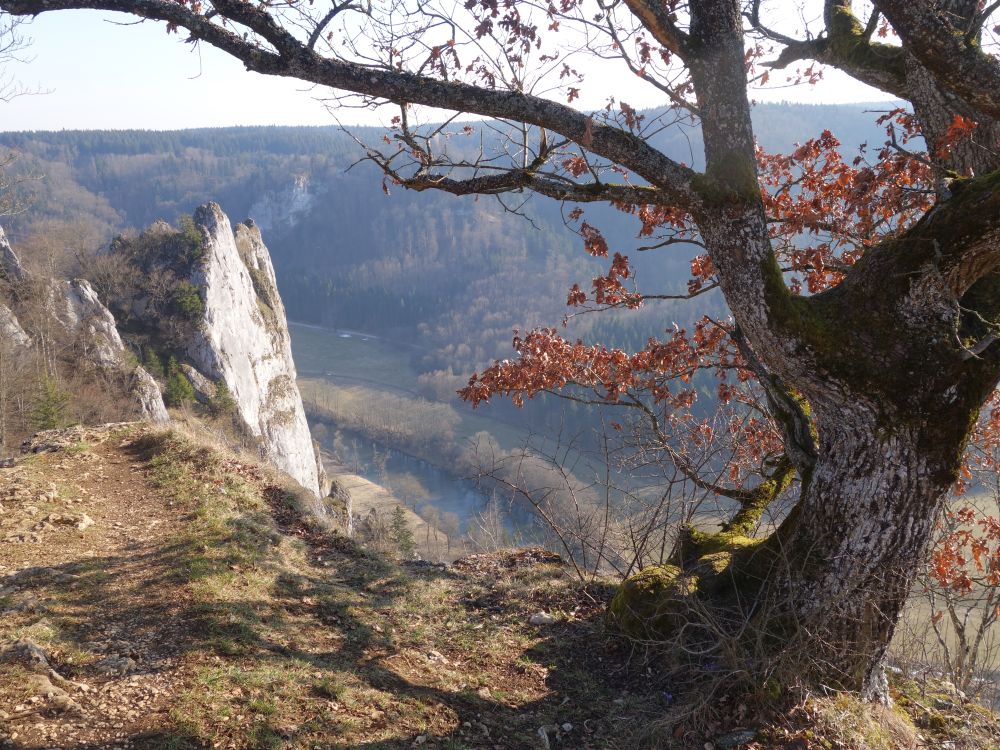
[1,10,898,132]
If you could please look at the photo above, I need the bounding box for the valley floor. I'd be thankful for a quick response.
[2,424,1000,750]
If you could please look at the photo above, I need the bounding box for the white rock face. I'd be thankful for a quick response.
[0,226,27,284]
[48,279,169,423]
[49,280,129,371]
[248,175,314,232]
[0,302,29,348]
[131,368,170,424]
[186,203,320,496]
[180,364,216,405]
[313,439,332,498]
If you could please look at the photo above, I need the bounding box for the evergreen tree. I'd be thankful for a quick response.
[143,348,165,379]
[164,356,195,408]
[209,379,236,417]
[30,377,70,430]
[391,505,415,560]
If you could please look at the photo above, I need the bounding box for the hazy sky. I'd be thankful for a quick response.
[2,11,898,132]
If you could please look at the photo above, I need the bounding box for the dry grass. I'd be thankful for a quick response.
[5,424,1000,749]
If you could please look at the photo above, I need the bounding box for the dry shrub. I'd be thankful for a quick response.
[795,694,919,750]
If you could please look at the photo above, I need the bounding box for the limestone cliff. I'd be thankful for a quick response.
[247,174,314,233]
[0,226,168,423]
[0,226,27,285]
[0,301,29,348]
[181,203,320,497]
[47,279,169,424]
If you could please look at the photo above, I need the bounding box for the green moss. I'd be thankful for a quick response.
[606,565,696,640]
[723,459,796,537]
[824,5,906,80]
[690,551,733,576]
[692,150,759,204]
[686,528,763,557]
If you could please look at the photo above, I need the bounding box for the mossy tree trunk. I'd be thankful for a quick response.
[609,0,1000,700]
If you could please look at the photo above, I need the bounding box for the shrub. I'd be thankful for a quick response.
[172,281,205,321]
[209,379,236,417]
[391,505,415,559]
[165,356,195,407]
[30,377,71,430]
[143,348,165,379]
[177,213,205,266]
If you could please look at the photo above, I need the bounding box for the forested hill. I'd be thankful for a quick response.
[0,102,896,376]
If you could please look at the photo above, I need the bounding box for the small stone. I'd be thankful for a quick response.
[537,725,559,750]
[529,612,556,625]
[714,729,756,748]
[561,723,573,733]
[75,514,95,531]
[93,655,135,676]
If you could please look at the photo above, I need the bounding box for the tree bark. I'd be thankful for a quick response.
[774,402,967,696]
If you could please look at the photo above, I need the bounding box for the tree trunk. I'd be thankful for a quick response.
[774,402,967,697]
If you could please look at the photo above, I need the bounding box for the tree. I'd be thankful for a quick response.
[164,355,194,407]
[5,0,1000,698]
[209,378,235,417]
[30,375,69,430]
[391,505,416,559]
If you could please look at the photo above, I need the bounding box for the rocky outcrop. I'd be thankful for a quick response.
[0,224,167,424]
[248,175,314,232]
[181,204,320,496]
[313,439,334,499]
[0,226,27,284]
[132,368,169,424]
[0,302,29,348]
[180,364,216,405]
[47,279,169,424]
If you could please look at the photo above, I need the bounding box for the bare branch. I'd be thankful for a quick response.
[620,0,691,59]
[0,0,703,211]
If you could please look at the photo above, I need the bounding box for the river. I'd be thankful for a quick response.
[289,322,514,543]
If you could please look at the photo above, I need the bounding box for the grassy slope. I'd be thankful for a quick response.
[2,424,1000,750]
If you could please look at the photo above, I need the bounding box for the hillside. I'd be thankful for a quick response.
[2,423,999,749]
[0,103,896,376]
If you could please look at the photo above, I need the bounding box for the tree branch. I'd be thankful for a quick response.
[874,0,1000,120]
[620,0,691,60]
[307,0,357,51]
[0,0,704,211]
[732,325,818,477]
[397,170,663,203]
[758,0,908,100]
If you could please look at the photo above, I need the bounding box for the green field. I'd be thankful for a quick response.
[289,323,422,394]
[290,322,556,454]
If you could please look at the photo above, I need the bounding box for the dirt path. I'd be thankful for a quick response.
[0,424,194,748]
[3,423,816,750]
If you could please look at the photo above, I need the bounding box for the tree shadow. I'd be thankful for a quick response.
[0,444,671,750]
